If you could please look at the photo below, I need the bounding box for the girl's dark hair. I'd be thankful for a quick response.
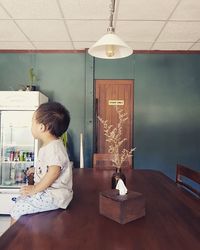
[35,102,70,137]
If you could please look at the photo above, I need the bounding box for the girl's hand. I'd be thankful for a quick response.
[20,185,36,196]
[26,167,35,176]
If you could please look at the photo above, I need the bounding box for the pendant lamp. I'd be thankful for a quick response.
[88,0,132,59]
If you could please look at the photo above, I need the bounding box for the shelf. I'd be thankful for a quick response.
[3,144,34,147]
[0,185,22,192]
[1,161,34,164]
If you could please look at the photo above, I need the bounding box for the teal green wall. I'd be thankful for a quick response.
[95,56,134,79]
[134,54,200,177]
[0,53,89,167]
[0,52,200,180]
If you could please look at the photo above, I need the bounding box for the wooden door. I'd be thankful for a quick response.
[95,79,134,155]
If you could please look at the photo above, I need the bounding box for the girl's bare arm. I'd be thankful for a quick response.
[20,166,61,196]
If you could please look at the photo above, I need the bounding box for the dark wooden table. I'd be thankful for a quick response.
[0,169,199,250]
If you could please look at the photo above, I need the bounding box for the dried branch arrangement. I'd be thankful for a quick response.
[98,106,136,169]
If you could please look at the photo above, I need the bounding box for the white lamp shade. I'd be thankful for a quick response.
[88,33,132,59]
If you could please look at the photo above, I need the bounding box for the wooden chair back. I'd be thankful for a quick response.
[176,164,200,197]
[93,153,132,169]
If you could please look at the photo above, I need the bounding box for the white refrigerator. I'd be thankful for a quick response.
[0,91,48,214]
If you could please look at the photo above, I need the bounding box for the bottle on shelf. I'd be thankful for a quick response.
[27,166,34,185]
[27,152,31,161]
[4,148,10,161]
[19,151,24,161]
[23,152,26,161]
[10,165,16,185]
[23,168,28,184]
[15,164,24,184]
[14,151,20,161]
[9,151,14,161]
[31,152,34,161]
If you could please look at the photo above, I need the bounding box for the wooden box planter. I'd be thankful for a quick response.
[99,189,145,224]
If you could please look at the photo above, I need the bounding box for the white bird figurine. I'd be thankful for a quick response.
[116,178,128,195]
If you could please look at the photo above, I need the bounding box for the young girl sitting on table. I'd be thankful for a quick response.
[10,102,73,225]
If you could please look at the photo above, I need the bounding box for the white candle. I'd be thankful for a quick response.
[80,133,84,168]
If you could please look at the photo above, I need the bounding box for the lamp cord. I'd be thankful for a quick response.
[108,0,115,32]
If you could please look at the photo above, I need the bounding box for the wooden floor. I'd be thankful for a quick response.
[0,169,200,250]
